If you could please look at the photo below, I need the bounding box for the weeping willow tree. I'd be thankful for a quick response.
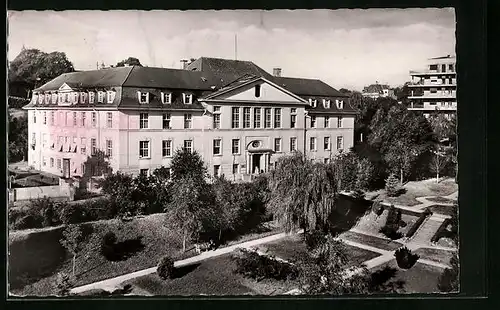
[267,152,339,234]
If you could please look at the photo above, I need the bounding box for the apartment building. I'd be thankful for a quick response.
[407,55,457,118]
[23,57,356,181]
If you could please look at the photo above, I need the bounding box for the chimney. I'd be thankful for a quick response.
[180,59,189,70]
[273,68,282,77]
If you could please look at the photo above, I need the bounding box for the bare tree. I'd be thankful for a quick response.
[430,147,448,183]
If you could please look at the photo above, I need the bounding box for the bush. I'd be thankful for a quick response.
[394,246,419,269]
[438,253,459,292]
[232,248,298,281]
[305,230,326,251]
[101,231,117,260]
[13,214,43,230]
[380,205,402,240]
[54,272,74,296]
[385,173,402,197]
[372,202,384,216]
[157,255,175,280]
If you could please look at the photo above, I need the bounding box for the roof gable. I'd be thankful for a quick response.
[58,83,74,92]
[202,76,307,104]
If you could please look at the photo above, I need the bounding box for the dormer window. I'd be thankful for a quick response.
[80,92,86,104]
[323,99,331,109]
[72,92,79,104]
[161,92,172,104]
[39,94,44,104]
[97,91,105,103]
[183,93,193,104]
[51,93,58,104]
[255,85,261,98]
[138,91,149,104]
[45,93,51,104]
[336,99,344,109]
[88,92,95,104]
[107,91,116,103]
[309,98,317,108]
[58,93,64,103]
[32,94,38,104]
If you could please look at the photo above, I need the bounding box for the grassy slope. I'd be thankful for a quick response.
[340,231,403,251]
[126,254,297,296]
[414,248,455,265]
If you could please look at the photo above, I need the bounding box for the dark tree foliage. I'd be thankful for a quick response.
[157,256,175,280]
[170,148,208,183]
[394,246,419,269]
[438,252,459,292]
[116,57,142,67]
[380,205,402,240]
[8,48,75,87]
[232,248,298,282]
[8,114,28,162]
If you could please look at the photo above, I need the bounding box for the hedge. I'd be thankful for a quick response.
[405,209,432,238]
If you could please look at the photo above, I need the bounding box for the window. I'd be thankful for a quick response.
[140,169,149,176]
[46,93,51,104]
[98,91,105,103]
[106,139,113,157]
[33,111,36,123]
[213,106,221,129]
[162,140,172,157]
[184,140,193,153]
[214,165,221,177]
[162,113,171,129]
[50,158,54,168]
[441,64,446,72]
[264,108,272,128]
[140,113,149,129]
[65,136,69,144]
[107,112,113,128]
[325,116,330,128]
[310,137,317,151]
[232,107,240,129]
[81,112,86,127]
[290,115,297,128]
[81,146,86,155]
[337,136,344,150]
[73,136,77,144]
[309,98,317,107]
[232,139,240,154]
[324,158,329,164]
[91,138,97,155]
[323,99,331,108]
[183,93,193,104]
[138,92,149,104]
[43,112,47,124]
[57,159,61,170]
[213,139,222,155]
[430,88,437,94]
[89,92,95,104]
[65,93,70,103]
[253,108,261,128]
[161,92,172,104]
[291,108,297,114]
[274,138,282,152]
[324,136,331,150]
[184,114,192,129]
[80,92,86,104]
[139,141,150,158]
[290,137,297,152]
[429,64,438,70]
[243,107,251,128]
[91,112,97,127]
[274,108,282,128]
[81,164,86,175]
[107,91,115,103]
[310,116,317,128]
[336,100,344,109]
[232,164,239,174]
[337,117,343,128]
[255,85,261,98]
[449,64,454,71]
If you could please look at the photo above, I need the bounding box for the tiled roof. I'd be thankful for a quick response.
[186,57,273,80]
[34,66,134,91]
[271,76,348,98]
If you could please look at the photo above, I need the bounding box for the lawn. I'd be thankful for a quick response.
[259,234,380,267]
[398,214,420,237]
[340,231,403,251]
[124,254,297,296]
[427,205,455,216]
[368,178,458,207]
[414,248,455,266]
[371,259,446,293]
[10,214,282,296]
[426,197,455,204]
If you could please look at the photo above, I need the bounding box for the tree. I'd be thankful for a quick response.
[116,57,142,67]
[385,174,401,197]
[332,151,358,192]
[59,224,84,278]
[8,114,28,162]
[437,252,459,292]
[267,152,339,234]
[170,148,207,183]
[429,147,448,183]
[8,49,75,87]
[82,150,112,191]
[355,158,375,192]
[165,176,213,252]
[99,171,138,216]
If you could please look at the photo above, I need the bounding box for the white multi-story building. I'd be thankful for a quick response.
[23,57,356,182]
[407,55,457,118]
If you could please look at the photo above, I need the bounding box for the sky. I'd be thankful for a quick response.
[7,9,455,91]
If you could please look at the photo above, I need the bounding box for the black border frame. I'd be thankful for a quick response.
[3,0,490,309]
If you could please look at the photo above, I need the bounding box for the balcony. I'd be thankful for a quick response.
[410,69,456,76]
